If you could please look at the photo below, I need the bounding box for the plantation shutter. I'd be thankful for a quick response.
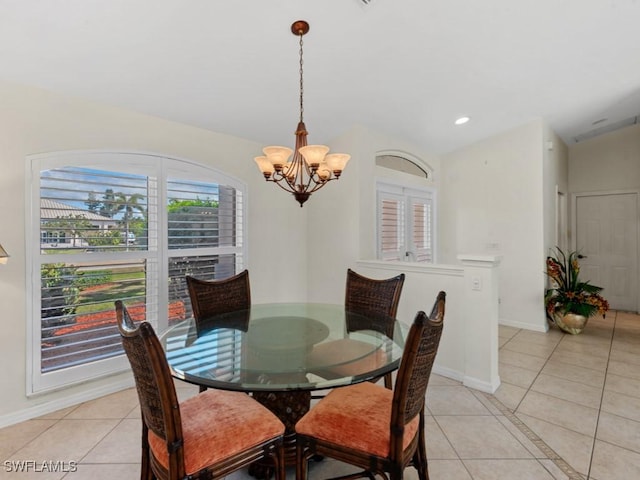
[29,152,246,394]
[377,189,405,261]
[408,192,434,262]
[39,166,152,375]
[166,177,245,321]
[377,182,435,263]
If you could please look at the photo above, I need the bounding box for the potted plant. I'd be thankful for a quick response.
[544,247,609,334]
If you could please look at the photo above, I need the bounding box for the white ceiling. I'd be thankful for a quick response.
[2,0,640,155]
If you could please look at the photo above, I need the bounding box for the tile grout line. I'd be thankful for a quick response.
[498,314,640,478]
[496,328,591,479]
[427,414,476,480]
[481,391,585,480]
[497,316,629,479]
[584,310,617,480]
[500,329,565,414]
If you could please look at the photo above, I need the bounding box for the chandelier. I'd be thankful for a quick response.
[254,20,350,207]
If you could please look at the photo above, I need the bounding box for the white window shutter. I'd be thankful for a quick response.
[377,182,435,263]
[377,190,405,261]
[409,195,433,262]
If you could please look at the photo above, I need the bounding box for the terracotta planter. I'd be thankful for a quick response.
[552,312,588,335]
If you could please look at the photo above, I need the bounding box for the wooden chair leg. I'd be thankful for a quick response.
[296,445,305,480]
[384,372,393,389]
[140,424,153,480]
[274,441,286,480]
[414,412,429,480]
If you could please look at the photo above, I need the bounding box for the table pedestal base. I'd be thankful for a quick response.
[251,390,312,478]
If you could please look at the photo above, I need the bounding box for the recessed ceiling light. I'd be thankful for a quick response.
[454,116,470,125]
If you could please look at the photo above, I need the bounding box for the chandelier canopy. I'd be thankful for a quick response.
[254,20,350,207]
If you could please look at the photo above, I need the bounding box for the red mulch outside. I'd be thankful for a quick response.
[82,284,108,293]
[54,301,186,336]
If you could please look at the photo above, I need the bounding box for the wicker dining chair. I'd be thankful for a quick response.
[345,268,405,389]
[295,291,446,480]
[186,269,251,322]
[186,270,251,391]
[115,300,286,480]
[308,269,405,393]
[345,268,405,319]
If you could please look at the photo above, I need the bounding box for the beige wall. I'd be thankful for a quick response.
[0,80,444,424]
[439,120,548,331]
[0,78,566,423]
[543,124,569,254]
[305,125,441,306]
[0,80,307,422]
[569,123,640,195]
[567,124,640,303]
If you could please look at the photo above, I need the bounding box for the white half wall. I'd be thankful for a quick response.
[355,257,501,393]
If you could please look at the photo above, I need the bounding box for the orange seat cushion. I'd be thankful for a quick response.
[148,389,284,475]
[308,339,387,378]
[295,381,419,458]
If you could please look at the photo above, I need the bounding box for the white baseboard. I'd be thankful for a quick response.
[432,364,464,383]
[463,375,501,394]
[499,318,549,333]
[432,364,500,394]
[0,377,135,429]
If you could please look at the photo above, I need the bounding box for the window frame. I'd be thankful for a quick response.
[26,150,247,395]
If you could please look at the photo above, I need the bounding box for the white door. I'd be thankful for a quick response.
[575,192,638,312]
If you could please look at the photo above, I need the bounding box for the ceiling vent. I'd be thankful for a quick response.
[574,115,639,143]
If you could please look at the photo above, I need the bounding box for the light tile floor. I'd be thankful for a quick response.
[1,310,639,479]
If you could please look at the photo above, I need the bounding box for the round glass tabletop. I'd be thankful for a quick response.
[160,302,406,392]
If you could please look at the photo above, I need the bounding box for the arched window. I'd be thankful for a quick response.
[27,151,246,394]
[376,152,431,179]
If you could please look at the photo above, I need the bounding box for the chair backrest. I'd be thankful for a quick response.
[186,270,251,324]
[115,300,186,476]
[345,268,405,319]
[389,291,445,459]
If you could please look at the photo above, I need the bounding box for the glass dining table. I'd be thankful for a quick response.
[160,302,406,470]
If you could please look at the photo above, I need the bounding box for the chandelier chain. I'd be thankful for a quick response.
[299,33,304,123]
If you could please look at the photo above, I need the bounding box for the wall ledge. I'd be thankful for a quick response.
[457,253,503,267]
[356,259,464,276]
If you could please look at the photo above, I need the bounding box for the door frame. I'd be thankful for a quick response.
[555,185,569,253]
[571,188,640,313]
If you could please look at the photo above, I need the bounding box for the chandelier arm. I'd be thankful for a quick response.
[303,168,327,193]
[296,155,316,192]
[268,175,297,194]
[306,176,337,194]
